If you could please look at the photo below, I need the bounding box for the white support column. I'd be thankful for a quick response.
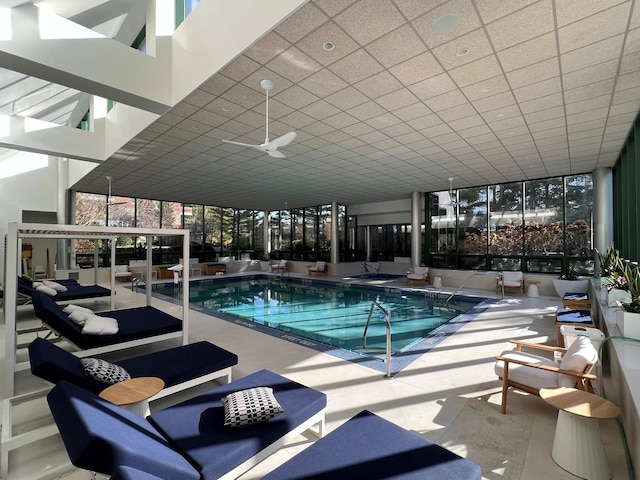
[331,202,339,265]
[592,168,613,274]
[410,191,422,268]
[264,210,271,257]
[3,223,19,397]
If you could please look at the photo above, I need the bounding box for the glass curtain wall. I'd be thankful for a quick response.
[426,174,593,273]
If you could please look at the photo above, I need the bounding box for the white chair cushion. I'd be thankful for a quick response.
[502,272,523,282]
[495,350,560,391]
[500,280,523,287]
[558,336,597,387]
[414,266,429,275]
[407,273,423,280]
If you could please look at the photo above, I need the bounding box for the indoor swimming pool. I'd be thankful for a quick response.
[153,276,486,362]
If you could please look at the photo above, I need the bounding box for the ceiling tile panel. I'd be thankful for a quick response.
[335,0,406,45]
[560,34,625,74]
[558,2,631,52]
[486,0,554,51]
[388,51,444,85]
[497,32,557,72]
[365,24,428,68]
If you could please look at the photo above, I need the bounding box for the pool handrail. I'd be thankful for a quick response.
[363,299,392,378]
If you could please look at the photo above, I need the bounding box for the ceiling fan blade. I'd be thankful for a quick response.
[266,149,287,158]
[268,131,296,149]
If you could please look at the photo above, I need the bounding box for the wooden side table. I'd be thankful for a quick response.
[99,377,164,417]
[540,387,620,480]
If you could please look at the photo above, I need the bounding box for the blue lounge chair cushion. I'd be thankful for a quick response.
[29,337,238,395]
[19,275,111,300]
[47,381,200,480]
[148,369,327,480]
[111,466,164,480]
[263,410,482,480]
[31,291,182,349]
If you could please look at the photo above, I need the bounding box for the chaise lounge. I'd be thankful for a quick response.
[0,338,239,477]
[18,276,112,302]
[47,369,327,480]
[31,290,184,352]
[263,409,482,479]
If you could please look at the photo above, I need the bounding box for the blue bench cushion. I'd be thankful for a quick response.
[29,338,237,394]
[148,369,327,480]
[263,410,482,480]
[31,291,182,349]
[47,381,200,480]
[556,308,592,323]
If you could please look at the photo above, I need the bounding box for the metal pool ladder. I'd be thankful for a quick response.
[363,299,392,378]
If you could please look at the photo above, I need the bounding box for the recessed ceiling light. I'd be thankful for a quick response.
[432,14,460,33]
[323,42,335,51]
[222,107,230,112]
[456,48,469,57]
[480,86,491,93]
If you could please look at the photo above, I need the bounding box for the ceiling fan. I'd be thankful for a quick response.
[222,79,296,158]
[106,176,127,206]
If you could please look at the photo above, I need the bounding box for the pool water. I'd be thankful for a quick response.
[153,277,482,358]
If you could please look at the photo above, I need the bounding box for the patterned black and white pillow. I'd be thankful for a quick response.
[221,387,284,427]
[80,358,131,385]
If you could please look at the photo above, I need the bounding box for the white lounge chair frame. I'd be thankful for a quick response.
[3,223,191,399]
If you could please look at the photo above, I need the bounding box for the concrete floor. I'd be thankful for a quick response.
[0,273,631,480]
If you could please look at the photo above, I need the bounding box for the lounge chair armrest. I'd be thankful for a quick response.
[496,355,597,380]
[508,339,566,353]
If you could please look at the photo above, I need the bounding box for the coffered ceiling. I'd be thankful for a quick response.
[8,0,640,210]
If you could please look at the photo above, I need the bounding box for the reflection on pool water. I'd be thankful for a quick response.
[153,277,485,359]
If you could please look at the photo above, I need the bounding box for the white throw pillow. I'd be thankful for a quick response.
[68,310,93,326]
[63,304,94,315]
[558,336,597,387]
[43,280,68,292]
[32,281,43,288]
[221,386,284,427]
[81,316,119,335]
[35,285,57,296]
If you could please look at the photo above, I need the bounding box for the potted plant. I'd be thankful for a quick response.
[617,262,640,338]
[259,256,271,272]
[552,266,589,298]
[598,247,631,306]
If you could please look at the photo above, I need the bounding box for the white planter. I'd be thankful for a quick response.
[607,288,631,307]
[259,261,271,271]
[616,310,640,338]
[552,279,589,298]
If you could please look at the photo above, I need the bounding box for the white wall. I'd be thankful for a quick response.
[0,154,60,282]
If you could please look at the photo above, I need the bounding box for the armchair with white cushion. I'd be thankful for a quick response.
[494,336,597,414]
[113,265,132,282]
[496,271,524,295]
[271,259,288,274]
[407,266,430,285]
[307,261,328,275]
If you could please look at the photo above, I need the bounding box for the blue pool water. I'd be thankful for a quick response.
[153,277,485,360]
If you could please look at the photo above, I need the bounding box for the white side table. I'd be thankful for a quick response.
[526,280,540,297]
[540,387,620,480]
[432,274,442,289]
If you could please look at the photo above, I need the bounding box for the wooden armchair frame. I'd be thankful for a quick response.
[496,339,596,414]
[495,272,525,295]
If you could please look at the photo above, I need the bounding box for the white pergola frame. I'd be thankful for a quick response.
[3,222,190,398]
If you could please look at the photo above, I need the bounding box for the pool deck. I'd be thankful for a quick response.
[1,272,630,479]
